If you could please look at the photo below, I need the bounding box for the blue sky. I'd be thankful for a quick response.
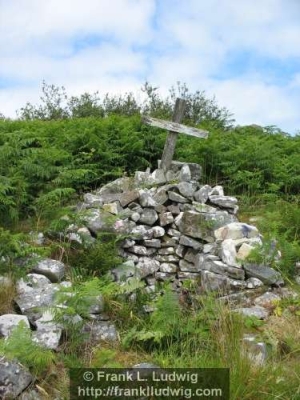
[0,0,300,133]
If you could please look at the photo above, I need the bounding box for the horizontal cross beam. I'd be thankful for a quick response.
[142,116,209,139]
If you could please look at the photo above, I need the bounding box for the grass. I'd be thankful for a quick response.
[0,275,16,315]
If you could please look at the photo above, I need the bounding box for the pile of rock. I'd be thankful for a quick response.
[78,161,283,296]
[0,161,292,397]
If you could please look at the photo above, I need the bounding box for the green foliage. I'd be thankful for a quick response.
[68,233,122,279]
[122,286,219,354]
[0,322,55,375]
[91,348,123,368]
[243,315,265,329]
[0,227,46,275]
[249,199,300,276]
[46,277,116,354]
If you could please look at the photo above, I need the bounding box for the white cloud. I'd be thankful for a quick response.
[207,77,300,133]
[0,0,155,53]
[0,0,299,133]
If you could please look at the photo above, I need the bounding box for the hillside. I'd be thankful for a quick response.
[0,88,300,399]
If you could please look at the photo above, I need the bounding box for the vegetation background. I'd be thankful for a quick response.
[1,82,300,399]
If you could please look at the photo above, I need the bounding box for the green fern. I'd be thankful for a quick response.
[0,321,55,375]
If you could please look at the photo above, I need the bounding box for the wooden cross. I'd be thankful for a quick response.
[142,98,209,171]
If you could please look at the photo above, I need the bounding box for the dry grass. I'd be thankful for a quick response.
[0,277,16,315]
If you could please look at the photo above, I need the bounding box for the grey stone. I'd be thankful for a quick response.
[32,310,62,350]
[128,202,143,212]
[203,243,217,254]
[153,187,169,205]
[168,191,189,203]
[102,202,122,215]
[66,231,83,244]
[193,185,212,203]
[112,261,140,281]
[32,258,65,282]
[136,257,160,278]
[86,294,105,314]
[209,185,224,196]
[155,204,167,213]
[180,203,194,212]
[221,239,238,267]
[139,191,157,207]
[197,255,245,280]
[155,272,174,281]
[177,211,214,242]
[159,263,177,273]
[119,190,140,207]
[131,225,153,239]
[179,235,203,250]
[83,193,103,207]
[143,239,161,248]
[97,192,122,204]
[158,247,175,255]
[134,171,155,187]
[209,195,238,209]
[174,212,184,227]
[0,357,33,399]
[246,277,264,289]
[151,226,165,238]
[237,243,256,260]
[155,255,180,263]
[214,223,260,241]
[158,160,202,181]
[192,202,217,213]
[121,239,136,248]
[159,212,174,226]
[167,228,181,238]
[128,246,156,256]
[177,272,200,280]
[179,164,192,181]
[0,314,30,337]
[184,248,199,264]
[25,273,52,287]
[228,279,247,290]
[178,182,197,198]
[151,169,167,184]
[19,389,43,400]
[145,277,156,286]
[234,306,269,320]
[254,292,281,308]
[113,219,136,235]
[166,170,180,182]
[201,270,230,292]
[77,227,95,245]
[179,259,199,272]
[130,212,141,222]
[167,204,181,215]
[85,209,112,234]
[15,278,61,315]
[175,244,185,258]
[210,211,238,229]
[96,177,132,195]
[242,334,268,365]
[244,264,284,286]
[84,321,118,342]
[161,236,179,247]
[139,208,158,225]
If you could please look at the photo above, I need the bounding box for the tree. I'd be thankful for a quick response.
[17,80,235,130]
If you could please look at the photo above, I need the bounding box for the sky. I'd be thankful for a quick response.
[0,0,300,134]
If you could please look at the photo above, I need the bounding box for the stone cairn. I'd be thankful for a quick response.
[0,162,292,398]
[81,161,284,299]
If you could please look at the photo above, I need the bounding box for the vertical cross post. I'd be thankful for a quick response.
[160,98,186,171]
